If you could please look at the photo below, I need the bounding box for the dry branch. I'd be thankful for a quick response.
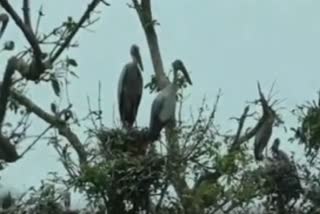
[50,0,109,63]
[0,0,45,80]
[132,0,169,91]
[10,90,87,165]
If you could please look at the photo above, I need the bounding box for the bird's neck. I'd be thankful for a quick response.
[172,70,178,88]
[169,82,178,92]
[132,55,138,64]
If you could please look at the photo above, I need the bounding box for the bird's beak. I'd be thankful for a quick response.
[136,50,144,71]
[180,64,192,85]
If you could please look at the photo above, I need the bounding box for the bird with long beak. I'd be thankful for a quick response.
[117,44,144,129]
[149,59,192,141]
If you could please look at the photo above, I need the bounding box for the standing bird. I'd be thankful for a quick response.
[254,82,276,161]
[149,59,192,141]
[117,44,143,129]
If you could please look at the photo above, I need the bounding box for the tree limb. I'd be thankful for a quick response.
[229,105,250,152]
[0,57,16,128]
[0,0,45,81]
[10,90,87,165]
[132,0,169,91]
[50,0,108,64]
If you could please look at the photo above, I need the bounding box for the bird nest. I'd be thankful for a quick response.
[95,127,151,157]
[262,160,302,201]
[82,127,166,205]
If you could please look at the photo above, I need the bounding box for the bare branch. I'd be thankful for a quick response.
[0,57,16,128]
[22,0,32,30]
[19,125,52,158]
[0,13,9,39]
[0,0,45,80]
[229,105,250,152]
[132,0,169,90]
[50,0,109,63]
[10,90,87,165]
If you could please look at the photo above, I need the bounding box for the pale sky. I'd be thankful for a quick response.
[0,0,320,208]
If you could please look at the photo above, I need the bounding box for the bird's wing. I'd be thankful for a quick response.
[254,121,273,160]
[133,65,143,115]
[151,94,164,120]
[118,64,129,121]
[149,93,165,140]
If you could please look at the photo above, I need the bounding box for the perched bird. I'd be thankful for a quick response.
[271,138,290,163]
[270,138,303,200]
[254,82,276,161]
[117,44,143,129]
[149,59,192,141]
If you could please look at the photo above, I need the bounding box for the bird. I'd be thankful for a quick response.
[117,44,143,129]
[271,138,290,163]
[149,59,192,141]
[270,138,303,200]
[254,82,276,161]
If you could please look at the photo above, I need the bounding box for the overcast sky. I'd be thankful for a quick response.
[0,0,319,208]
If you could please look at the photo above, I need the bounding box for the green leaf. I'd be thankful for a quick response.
[51,76,61,97]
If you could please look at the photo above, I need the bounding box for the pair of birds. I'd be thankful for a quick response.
[117,44,192,140]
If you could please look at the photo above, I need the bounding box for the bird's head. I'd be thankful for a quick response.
[172,59,192,85]
[130,44,143,71]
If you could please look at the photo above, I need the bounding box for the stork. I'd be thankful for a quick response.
[117,44,143,129]
[149,59,192,141]
[254,82,276,161]
[270,138,303,200]
[271,138,290,163]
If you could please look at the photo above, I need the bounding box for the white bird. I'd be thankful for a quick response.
[149,59,192,140]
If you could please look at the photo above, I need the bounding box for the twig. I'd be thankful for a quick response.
[34,5,43,36]
[19,125,52,158]
[0,57,16,129]
[10,89,87,165]
[98,81,103,127]
[229,106,250,152]
[50,0,108,63]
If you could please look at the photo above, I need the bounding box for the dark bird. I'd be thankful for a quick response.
[270,138,303,200]
[149,59,192,141]
[254,82,276,161]
[271,138,290,163]
[117,44,143,129]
